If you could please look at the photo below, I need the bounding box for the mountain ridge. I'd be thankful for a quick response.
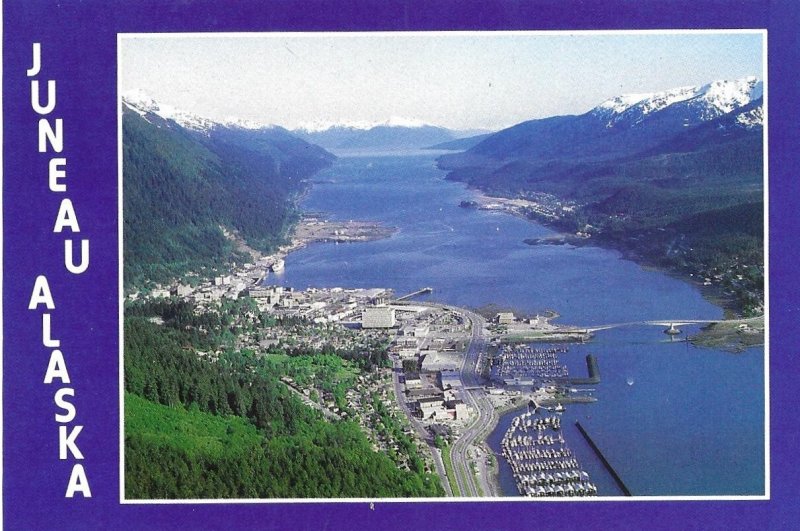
[122,99,335,287]
[437,76,764,315]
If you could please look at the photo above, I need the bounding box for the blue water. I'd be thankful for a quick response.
[276,153,765,496]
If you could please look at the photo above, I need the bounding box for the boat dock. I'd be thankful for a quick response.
[501,411,597,497]
[396,287,433,301]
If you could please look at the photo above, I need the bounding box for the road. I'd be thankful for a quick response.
[389,354,453,496]
[448,309,499,498]
[385,302,500,497]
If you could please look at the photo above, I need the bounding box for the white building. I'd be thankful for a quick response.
[362,306,396,329]
[171,284,193,297]
[496,312,516,325]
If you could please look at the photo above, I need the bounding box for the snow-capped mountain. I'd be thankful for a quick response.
[292,122,464,152]
[441,76,763,165]
[295,116,430,133]
[121,90,271,133]
[591,77,762,129]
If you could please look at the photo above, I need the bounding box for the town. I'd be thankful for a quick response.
[128,223,614,499]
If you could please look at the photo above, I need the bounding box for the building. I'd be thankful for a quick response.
[398,348,418,358]
[214,275,232,286]
[171,284,193,297]
[440,371,462,390]
[418,397,448,419]
[248,286,283,306]
[420,350,461,372]
[495,312,516,325]
[446,399,470,420]
[362,306,396,329]
[150,288,171,299]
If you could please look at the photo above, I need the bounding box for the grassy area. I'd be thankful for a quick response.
[471,461,484,497]
[441,445,461,497]
[125,392,263,459]
[690,315,765,352]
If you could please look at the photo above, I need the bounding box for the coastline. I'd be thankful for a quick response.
[466,188,764,324]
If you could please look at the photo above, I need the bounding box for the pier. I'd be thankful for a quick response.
[575,421,632,496]
[396,287,433,301]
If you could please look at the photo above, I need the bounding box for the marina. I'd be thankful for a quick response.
[284,153,765,496]
[495,345,570,383]
[501,411,597,497]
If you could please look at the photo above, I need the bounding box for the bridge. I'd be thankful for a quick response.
[395,287,433,301]
[581,318,724,333]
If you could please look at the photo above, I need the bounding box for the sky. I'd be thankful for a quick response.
[119,32,764,131]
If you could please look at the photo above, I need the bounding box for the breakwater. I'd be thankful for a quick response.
[568,354,600,385]
[575,421,631,496]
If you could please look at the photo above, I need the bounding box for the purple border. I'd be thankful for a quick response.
[4,1,798,529]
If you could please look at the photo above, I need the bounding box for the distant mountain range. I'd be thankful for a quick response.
[292,122,489,152]
[122,94,335,286]
[425,133,494,151]
[438,77,764,314]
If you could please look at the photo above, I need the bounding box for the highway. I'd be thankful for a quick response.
[386,301,500,497]
[448,309,498,497]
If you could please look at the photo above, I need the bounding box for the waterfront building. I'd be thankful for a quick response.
[362,306,396,329]
[496,312,516,325]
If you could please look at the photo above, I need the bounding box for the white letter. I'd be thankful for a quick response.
[28,275,55,310]
[31,79,56,114]
[65,464,92,498]
[49,158,67,192]
[44,350,71,384]
[54,388,76,422]
[42,313,60,347]
[27,42,41,77]
[38,118,63,153]
[59,425,84,460]
[64,240,89,274]
[53,198,80,233]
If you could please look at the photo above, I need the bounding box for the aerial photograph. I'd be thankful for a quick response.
[120,31,765,499]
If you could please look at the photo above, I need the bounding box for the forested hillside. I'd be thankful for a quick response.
[124,303,443,499]
[438,79,764,314]
[122,105,335,287]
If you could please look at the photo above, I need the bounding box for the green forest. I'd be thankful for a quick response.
[124,308,443,498]
[441,114,765,315]
[122,108,334,287]
[122,109,441,498]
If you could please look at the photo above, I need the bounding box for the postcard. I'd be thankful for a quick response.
[3,1,796,529]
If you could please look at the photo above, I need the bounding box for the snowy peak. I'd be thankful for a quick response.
[697,77,762,114]
[122,90,272,133]
[735,104,764,129]
[593,85,697,117]
[295,116,431,134]
[592,77,762,128]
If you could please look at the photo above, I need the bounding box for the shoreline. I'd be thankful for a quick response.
[467,188,763,324]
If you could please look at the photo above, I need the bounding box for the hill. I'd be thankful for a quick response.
[425,133,493,151]
[437,77,764,314]
[122,98,335,287]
